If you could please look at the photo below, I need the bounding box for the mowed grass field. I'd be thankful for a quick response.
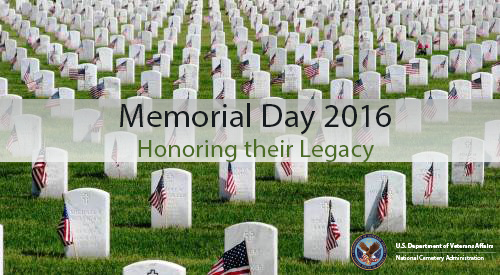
[0,0,499,274]
[0,162,499,274]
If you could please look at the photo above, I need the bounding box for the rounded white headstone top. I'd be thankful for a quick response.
[123,260,186,275]
[412,151,448,162]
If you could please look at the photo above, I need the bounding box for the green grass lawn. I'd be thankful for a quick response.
[0,162,498,274]
[0,0,499,274]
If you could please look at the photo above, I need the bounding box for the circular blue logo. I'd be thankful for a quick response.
[351,234,387,270]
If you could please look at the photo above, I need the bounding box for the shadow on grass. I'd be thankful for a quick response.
[114,222,150,228]
[21,250,64,258]
[299,257,321,264]
[71,170,107,179]
[256,175,276,181]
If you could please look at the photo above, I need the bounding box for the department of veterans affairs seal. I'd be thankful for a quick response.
[351,234,387,270]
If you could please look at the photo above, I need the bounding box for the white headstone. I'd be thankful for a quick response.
[452,137,484,185]
[225,222,278,275]
[412,152,448,206]
[151,168,192,228]
[274,134,308,182]
[304,197,350,262]
[219,151,255,202]
[365,170,406,232]
[73,109,102,143]
[32,147,68,198]
[104,132,137,179]
[63,188,110,258]
[10,114,42,157]
[123,260,186,275]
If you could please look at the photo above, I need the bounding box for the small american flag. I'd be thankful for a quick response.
[45,90,61,108]
[177,95,190,112]
[377,179,389,222]
[186,39,192,48]
[432,59,447,76]
[355,123,373,145]
[250,106,263,122]
[215,82,225,99]
[95,32,103,44]
[376,46,385,56]
[304,63,320,79]
[27,76,43,92]
[281,153,293,177]
[204,48,217,60]
[269,53,277,66]
[240,45,248,56]
[449,32,458,46]
[225,162,236,196]
[212,62,222,76]
[464,159,474,177]
[326,28,333,40]
[167,128,177,146]
[353,79,365,95]
[0,102,13,127]
[59,57,68,72]
[295,21,301,32]
[396,102,409,124]
[303,95,318,117]
[91,113,104,132]
[10,52,17,69]
[423,163,434,199]
[90,82,107,99]
[397,50,404,61]
[471,77,482,90]
[326,200,340,252]
[316,44,325,58]
[233,31,239,43]
[239,60,250,72]
[57,203,74,247]
[381,72,391,85]
[213,126,227,145]
[23,65,33,83]
[149,171,167,215]
[448,85,459,107]
[137,82,149,96]
[241,78,254,96]
[208,240,251,275]
[332,39,340,49]
[262,41,270,54]
[312,127,325,147]
[466,54,476,69]
[306,34,313,44]
[75,42,84,55]
[69,68,86,80]
[111,139,119,168]
[361,53,369,69]
[484,45,493,60]
[256,28,264,41]
[173,74,186,87]
[404,63,420,74]
[115,60,127,72]
[108,37,118,49]
[32,146,48,190]
[296,55,305,65]
[32,38,41,50]
[336,82,345,99]
[146,56,161,66]
[330,57,344,68]
[422,94,437,119]
[271,72,285,85]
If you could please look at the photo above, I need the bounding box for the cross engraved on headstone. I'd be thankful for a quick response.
[146,269,158,275]
[81,193,89,204]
